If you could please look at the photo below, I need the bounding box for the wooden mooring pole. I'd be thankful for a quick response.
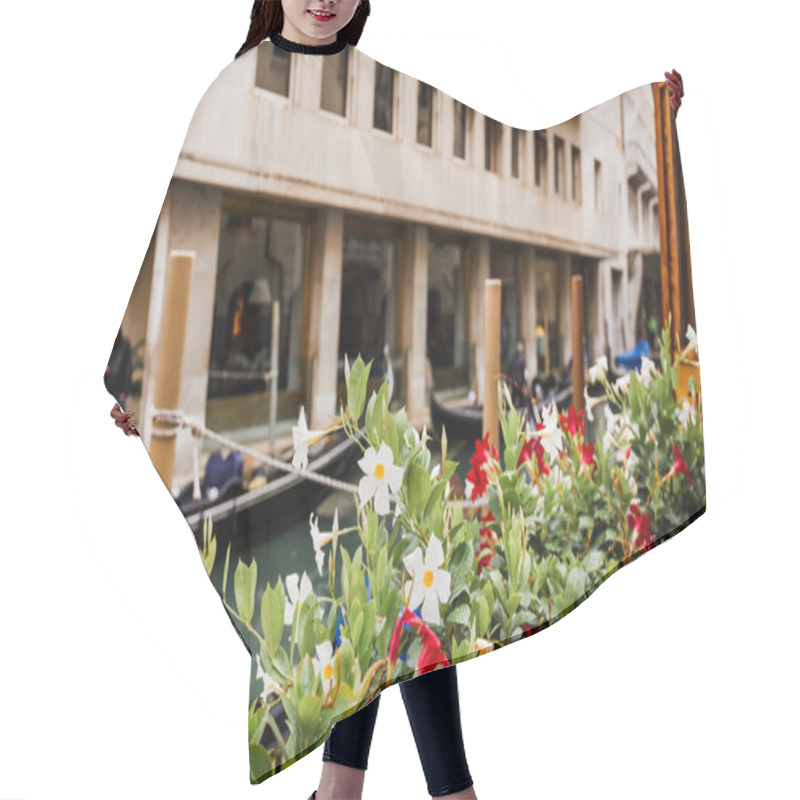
[150,251,195,494]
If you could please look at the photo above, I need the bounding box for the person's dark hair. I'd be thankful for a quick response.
[236,1,371,59]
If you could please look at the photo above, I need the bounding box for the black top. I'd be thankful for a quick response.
[270,31,348,55]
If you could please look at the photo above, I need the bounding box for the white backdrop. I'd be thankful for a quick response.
[1,1,797,798]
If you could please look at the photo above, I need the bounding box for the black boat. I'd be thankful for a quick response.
[430,372,579,444]
[429,391,484,443]
[180,430,360,554]
[180,347,395,557]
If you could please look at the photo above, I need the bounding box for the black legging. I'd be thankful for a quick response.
[323,664,473,797]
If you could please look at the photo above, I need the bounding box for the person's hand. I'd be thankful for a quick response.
[111,402,139,437]
[665,68,684,117]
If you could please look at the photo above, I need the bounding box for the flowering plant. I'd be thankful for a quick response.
[200,320,705,780]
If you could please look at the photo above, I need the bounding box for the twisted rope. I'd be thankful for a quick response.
[147,407,488,509]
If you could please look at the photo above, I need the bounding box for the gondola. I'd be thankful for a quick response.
[429,390,484,443]
[429,372,579,444]
[179,430,360,554]
[179,345,397,551]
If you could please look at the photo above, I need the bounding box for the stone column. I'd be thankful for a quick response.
[467,236,490,402]
[399,223,430,427]
[518,245,538,381]
[306,207,344,430]
[557,251,572,369]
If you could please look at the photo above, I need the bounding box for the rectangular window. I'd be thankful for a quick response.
[320,49,349,116]
[255,42,291,96]
[484,117,501,173]
[594,158,602,213]
[417,82,434,147]
[373,64,395,133]
[554,136,565,196]
[534,130,547,188]
[511,128,520,178]
[453,100,467,159]
[571,145,582,202]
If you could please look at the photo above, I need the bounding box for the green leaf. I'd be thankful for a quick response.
[565,567,589,604]
[448,541,474,594]
[357,602,377,668]
[297,693,323,739]
[222,542,232,602]
[261,581,285,657]
[202,534,216,577]
[296,654,317,695]
[298,597,320,659]
[234,558,257,627]
[447,604,471,626]
[405,463,432,516]
[347,355,372,421]
[477,594,490,636]
[248,743,274,781]
[383,407,399,458]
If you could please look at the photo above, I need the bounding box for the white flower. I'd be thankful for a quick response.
[677,398,697,429]
[537,401,564,463]
[357,442,404,516]
[551,462,573,490]
[637,356,657,389]
[292,406,328,471]
[403,535,451,625]
[312,640,336,694]
[309,509,340,577]
[284,571,313,626]
[465,477,474,499]
[583,384,604,424]
[614,371,631,393]
[256,654,282,699]
[604,404,620,429]
[430,463,441,481]
[685,323,698,355]
[624,448,639,477]
[617,421,638,447]
[589,355,608,384]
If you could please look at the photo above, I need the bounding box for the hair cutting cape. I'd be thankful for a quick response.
[104,36,706,785]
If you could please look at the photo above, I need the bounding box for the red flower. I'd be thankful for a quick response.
[519,430,551,477]
[388,608,420,668]
[416,623,450,674]
[520,622,537,639]
[517,436,537,469]
[581,441,598,473]
[466,432,499,501]
[668,443,695,488]
[559,405,585,440]
[387,607,450,675]
[627,503,654,553]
